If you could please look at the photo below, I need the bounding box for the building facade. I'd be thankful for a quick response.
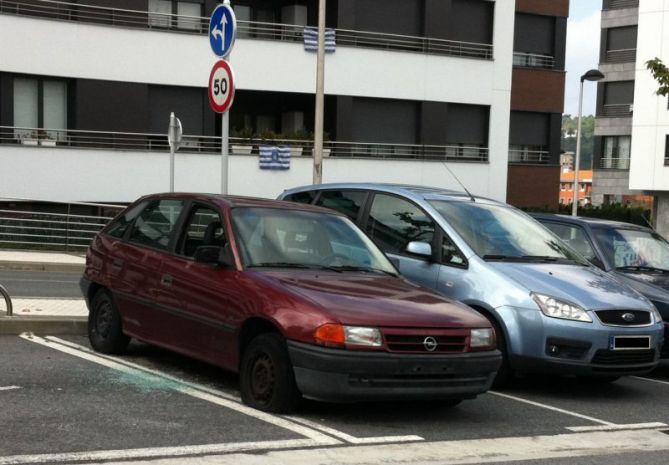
[0,0,566,206]
[558,169,593,206]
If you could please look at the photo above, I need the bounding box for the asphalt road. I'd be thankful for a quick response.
[1,334,668,465]
[0,270,82,298]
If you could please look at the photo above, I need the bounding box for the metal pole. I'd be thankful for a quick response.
[222,112,229,194]
[572,80,584,216]
[312,0,326,185]
[169,112,176,192]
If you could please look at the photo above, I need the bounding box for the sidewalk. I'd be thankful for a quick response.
[1,250,88,335]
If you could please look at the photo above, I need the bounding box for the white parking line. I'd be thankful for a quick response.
[566,422,668,432]
[632,376,669,387]
[285,415,424,444]
[489,391,615,426]
[0,386,20,392]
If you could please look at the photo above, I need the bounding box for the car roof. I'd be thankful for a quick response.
[282,182,505,206]
[531,213,652,231]
[138,192,343,215]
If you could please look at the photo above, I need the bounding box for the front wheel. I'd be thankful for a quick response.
[88,289,130,354]
[240,333,300,413]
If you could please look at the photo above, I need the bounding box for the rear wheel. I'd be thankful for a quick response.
[88,289,130,354]
[240,333,300,413]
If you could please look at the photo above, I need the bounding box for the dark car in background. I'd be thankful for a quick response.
[81,193,501,413]
[533,214,669,357]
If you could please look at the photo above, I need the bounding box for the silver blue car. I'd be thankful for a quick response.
[279,183,665,383]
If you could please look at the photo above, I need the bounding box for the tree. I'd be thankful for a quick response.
[646,58,669,96]
[561,114,595,169]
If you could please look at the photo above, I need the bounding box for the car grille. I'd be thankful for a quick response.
[382,328,468,353]
[595,310,651,326]
[591,349,656,365]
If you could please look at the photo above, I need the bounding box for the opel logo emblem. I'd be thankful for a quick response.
[423,336,438,352]
[621,312,636,322]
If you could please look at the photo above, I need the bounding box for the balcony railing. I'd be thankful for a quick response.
[601,104,633,117]
[0,0,493,60]
[0,127,489,163]
[665,158,669,166]
[512,52,555,70]
[599,157,630,170]
[603,0,639,10]
[605,49,636,63]
[508,149,550,164]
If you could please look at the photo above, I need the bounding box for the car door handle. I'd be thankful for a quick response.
[160,274,173,288]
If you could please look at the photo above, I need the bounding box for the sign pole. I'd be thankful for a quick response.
[313,0,326,185]
[222,112,229,194]
[167,112,182,192]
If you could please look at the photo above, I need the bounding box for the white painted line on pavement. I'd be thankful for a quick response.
[566,422,668,432]
[0,438,318,465]
[285,415,424,444]
[22,334,340,446]
[0,386,20,392]
[489,390,615,426]
[632,376,669,387]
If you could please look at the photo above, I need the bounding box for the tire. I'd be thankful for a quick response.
[88,289,130,355]
[239,333,300,413]
[489,320,515,388]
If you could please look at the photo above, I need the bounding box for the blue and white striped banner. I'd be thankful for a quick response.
[303,26,336,53]
[259,145,291,170]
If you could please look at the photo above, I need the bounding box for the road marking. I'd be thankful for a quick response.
[632,376,669,387]
[0,386,20,392]
[566,422,668,432]
[285,415,424,444]
[489,390,615,426]
[22,334,339,446]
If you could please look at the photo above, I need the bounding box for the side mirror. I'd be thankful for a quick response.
[406,241,432,258]
[194,245,233,268]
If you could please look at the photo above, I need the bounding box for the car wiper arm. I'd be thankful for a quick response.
[248,262,327,270]
[521,255,560,262]
[616,265,669,273]
[328,265,398,277]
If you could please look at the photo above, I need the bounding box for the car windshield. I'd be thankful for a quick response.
[428,200,586,264]
[231,207,398,275]
[593,227,669,271]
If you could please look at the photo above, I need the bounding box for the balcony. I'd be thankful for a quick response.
[599,157,630,170]
[513,52,555,70]
[605,49,636,63]
[508,148,550,164]
[0,126,489,163]
[603,0,639,10]
[0,0,493,60]
[601,104,633,118]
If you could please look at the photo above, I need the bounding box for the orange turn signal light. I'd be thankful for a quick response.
[314,323,346,347]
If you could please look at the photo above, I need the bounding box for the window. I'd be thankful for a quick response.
[603,136,631,159]
[105,202,148,239]
[13,77,67,140]
[149,0,203,30]
[366,194,435,256]
[440,233,466,267]
[128,200,184,251]
[282,191,317,205]
[542,222,598,262]
[179,205,225,258]
[315,191,367,222]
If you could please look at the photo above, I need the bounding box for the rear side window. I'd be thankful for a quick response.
[315,190,367,221]
[105,201,147,239]
[283,191,317,204]
[542,222,597,261]
[128,199,184,251]
[366,194,435,255]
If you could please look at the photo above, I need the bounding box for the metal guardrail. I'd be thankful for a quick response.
[0,283,12,317]
[0,126,489,163]
[508,149,550,164]
[0,0,493,60]
[599,157,631,170]
[601,104,633,117]
[605,49,636,63]
[604,0,639,10]
[513,52,555,70]
[0,200,124,252]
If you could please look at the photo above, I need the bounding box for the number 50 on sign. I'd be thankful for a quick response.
[208,60,235,114]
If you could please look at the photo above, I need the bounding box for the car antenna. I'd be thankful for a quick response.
[441,162,476,202]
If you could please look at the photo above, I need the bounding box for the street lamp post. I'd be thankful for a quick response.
[573,69,605,216]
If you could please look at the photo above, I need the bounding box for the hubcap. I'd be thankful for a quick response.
[250,353,275,403]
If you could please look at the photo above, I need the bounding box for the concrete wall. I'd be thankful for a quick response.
[591,169,641,205]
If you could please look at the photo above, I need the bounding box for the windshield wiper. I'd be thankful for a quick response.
[483,254,573,264]
[327,265,398,277]
[482,254,519,261]
[522,255,560,262]
[247,262,341,272]
[616,265,669,274]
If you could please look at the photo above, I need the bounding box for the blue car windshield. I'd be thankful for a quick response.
[428,200,586,264]
[594,227,669,271]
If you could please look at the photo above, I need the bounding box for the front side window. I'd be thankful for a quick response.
[105,202,148,239]
[593,227,669,270]
[541,222,598,262]
[232,208,396,274]
[179,205,225,258]
[128,200,184,251]
[315,190,367,222]
[366,194,435,256]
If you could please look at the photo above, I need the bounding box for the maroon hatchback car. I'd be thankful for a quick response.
[81,193,501,412]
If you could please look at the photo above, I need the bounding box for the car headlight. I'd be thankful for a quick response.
[532,293,592,323]
[314,324,382,347]
[650,304,664,324]
[470,328,495,350]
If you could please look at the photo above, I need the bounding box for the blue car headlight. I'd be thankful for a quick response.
[532,293,592,323]
[650,304,664,325]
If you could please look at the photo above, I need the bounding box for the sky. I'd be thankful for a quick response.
[564,0,602,117]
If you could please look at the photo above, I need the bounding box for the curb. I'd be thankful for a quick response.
[0,261,85,273]
[0,316,87,335]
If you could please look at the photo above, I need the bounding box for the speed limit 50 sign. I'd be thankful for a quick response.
[208,60,235,114]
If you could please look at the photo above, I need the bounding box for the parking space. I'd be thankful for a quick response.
[2,334,669,464]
